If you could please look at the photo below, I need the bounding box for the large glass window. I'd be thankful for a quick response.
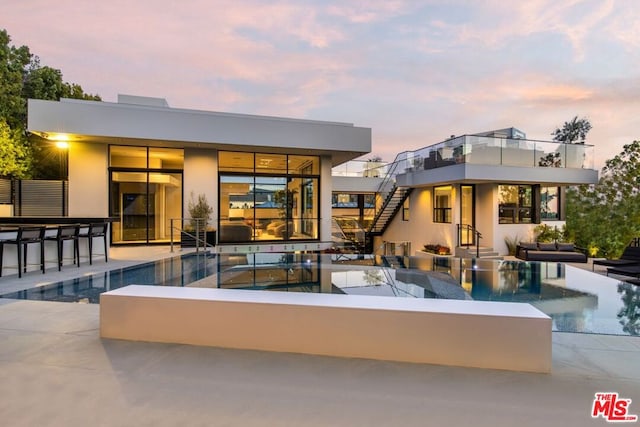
[541,187,560,220]
[331,192,375,230]
[332,193,358,208]
[499,185,533,224]
[402,197,410,221]
[219,151,320,243]
[433,186,452,223]
[109,146,183,244]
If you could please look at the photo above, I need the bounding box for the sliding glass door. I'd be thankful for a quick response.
[109,146,183,244]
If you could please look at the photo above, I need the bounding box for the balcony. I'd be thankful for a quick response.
[398,135,594,172]
[332,160,389,178]
[395,135,598,187]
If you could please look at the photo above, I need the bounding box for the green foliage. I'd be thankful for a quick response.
[566,141,640,257]
[187,192,213,230]
[0,118,31,178]
[534,224,567,242]
[0,29,31,129]
[0,28,100,179]
[551,116,592,144]
[538,152,561,167]
[617,282,640,335]
[504,235,519,256]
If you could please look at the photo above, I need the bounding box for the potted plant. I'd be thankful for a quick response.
[181,192,216,247]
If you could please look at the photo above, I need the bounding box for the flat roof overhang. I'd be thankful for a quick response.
[27,98,371,166]
[396,163,599,187]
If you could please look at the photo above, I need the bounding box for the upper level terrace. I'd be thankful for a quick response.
[394,134,598,187]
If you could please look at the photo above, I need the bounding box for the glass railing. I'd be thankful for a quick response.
[397,135,594,172]
[332,160,389,177]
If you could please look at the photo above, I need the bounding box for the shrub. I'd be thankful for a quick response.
[423,244,451,255]
[504,235,519,256]
[187,192,213,230]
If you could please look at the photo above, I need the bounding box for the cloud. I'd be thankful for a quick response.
[2,0,639,169]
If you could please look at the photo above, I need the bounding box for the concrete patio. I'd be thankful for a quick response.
[0,247,638,426]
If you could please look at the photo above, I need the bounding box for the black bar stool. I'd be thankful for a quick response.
[78,223,108,265]
[44,224,80,271]
[0,226,45,278]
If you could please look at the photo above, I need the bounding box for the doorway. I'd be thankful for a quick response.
[460,185,475,246]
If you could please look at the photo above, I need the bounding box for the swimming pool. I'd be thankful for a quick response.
[0,252,637,337]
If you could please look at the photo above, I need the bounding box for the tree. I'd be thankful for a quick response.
[565,141,640,257]
[0,28,100,179]
[0,118,31,178]
[0,29,31,129]
[551,116,592,144]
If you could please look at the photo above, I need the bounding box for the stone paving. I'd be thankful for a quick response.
[0,247,638,426]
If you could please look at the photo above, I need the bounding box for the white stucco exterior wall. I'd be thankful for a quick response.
[184,148,218,225]
[68,142,108,216]
[381,187,457,255]
[320,155,333,243]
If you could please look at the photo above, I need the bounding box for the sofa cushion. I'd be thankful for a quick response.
[523,250,586,262]
[556,242,575,252]
[537,242,557,251]
[519,242,537,250]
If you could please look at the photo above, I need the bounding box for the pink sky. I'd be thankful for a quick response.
[4,0,639,168]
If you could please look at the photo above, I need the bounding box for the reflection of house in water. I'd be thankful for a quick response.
[404,257,598,333]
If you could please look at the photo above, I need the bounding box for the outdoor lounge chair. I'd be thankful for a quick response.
[606,265,640,278]
[592,245,640,271]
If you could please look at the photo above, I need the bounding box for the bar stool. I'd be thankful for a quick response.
[44,224,80,271]
[78,223,108,265]
[0,226,45,278]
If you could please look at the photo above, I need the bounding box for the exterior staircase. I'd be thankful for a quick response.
[368,185,412,235]
[455,246,503,259]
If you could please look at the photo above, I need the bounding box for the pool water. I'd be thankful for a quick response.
[0,252,638,337]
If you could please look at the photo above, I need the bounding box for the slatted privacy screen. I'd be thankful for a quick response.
[15,180,68,216]
[0,178,11,204]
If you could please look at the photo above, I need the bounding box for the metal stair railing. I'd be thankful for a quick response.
[365,151,415,233]
[457,223,482,257]
[169,217,216,253]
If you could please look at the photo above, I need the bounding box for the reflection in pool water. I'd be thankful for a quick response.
[0,252,636,336]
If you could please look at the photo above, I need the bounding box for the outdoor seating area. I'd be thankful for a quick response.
[606,265,640,279]
[593,244,640,272]
[0,222,109,277]
[515,242,588,263]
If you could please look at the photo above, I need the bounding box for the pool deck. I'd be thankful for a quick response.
[0,248,639,426]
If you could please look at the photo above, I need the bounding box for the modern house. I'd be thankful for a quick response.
[27,95,371,249]
[332,127,599,256]
[26,96,598,258]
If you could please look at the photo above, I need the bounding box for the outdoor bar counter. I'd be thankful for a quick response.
[0,217,115,278]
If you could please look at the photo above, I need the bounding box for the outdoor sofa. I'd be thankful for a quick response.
[592,245,640,271]
[606,265,640,278]
[515,242,588,263]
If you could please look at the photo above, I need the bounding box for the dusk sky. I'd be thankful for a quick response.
[3,0,639,168]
